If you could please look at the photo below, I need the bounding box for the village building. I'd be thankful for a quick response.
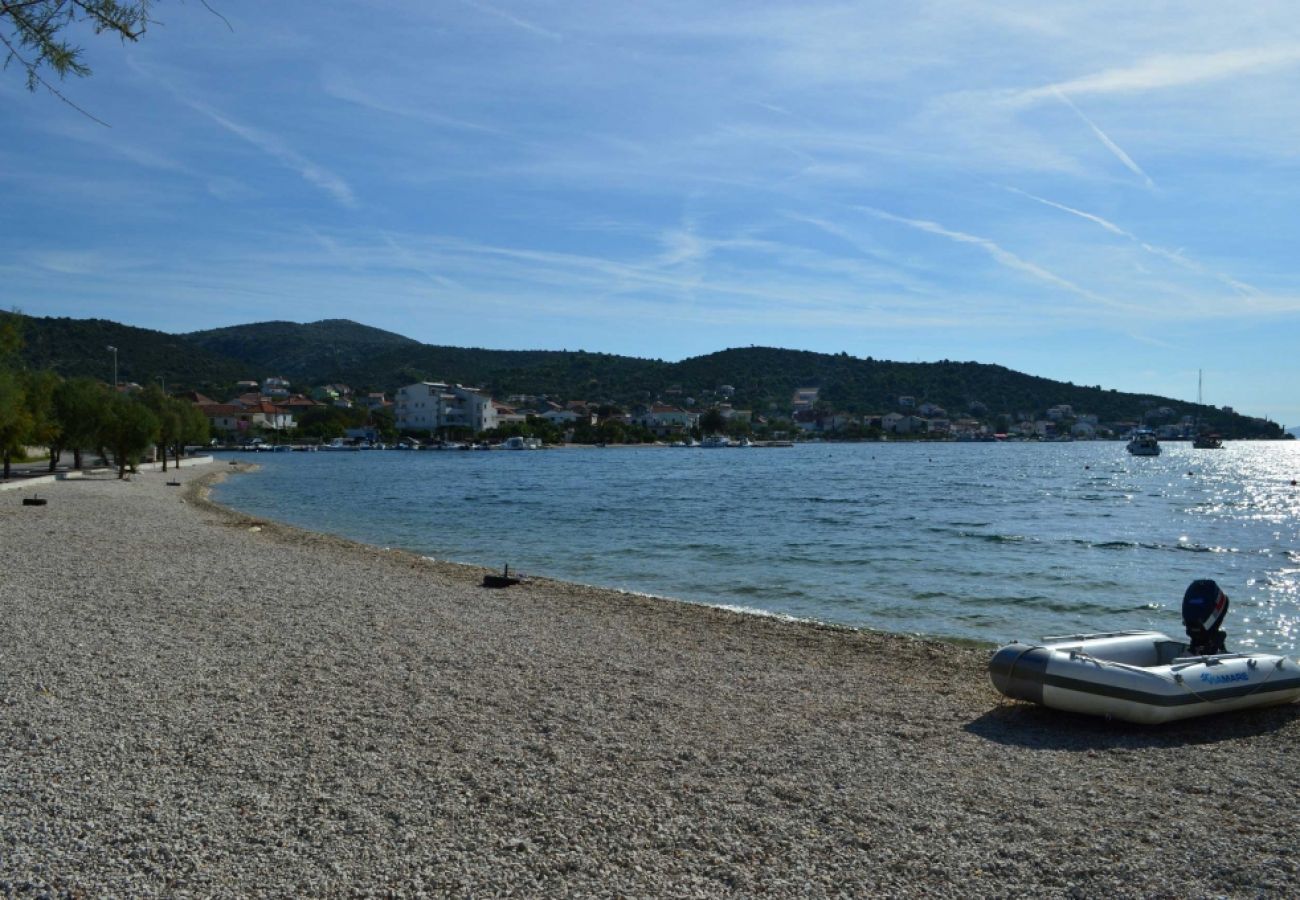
[262,376,291,398]
[395,382,498,434]
[198,400,296,434]
[633,404,699,437]
[493,403,527,427]
[791,388,819,412]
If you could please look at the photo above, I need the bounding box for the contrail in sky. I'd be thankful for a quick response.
[861,206,1134,312]
[1054,89,1155,189]
[459,0,562,40]
[1003,185,1262,297]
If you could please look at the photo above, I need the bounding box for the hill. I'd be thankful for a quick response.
[185,319,422,384]
[15,317,247,390]
[11,315,1285,439]
[186,318,672,401]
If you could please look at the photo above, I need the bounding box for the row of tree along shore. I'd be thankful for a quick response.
[1,316,209,479]
[0,374,210,480]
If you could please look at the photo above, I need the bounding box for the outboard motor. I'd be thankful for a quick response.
[1183,579,1229,656]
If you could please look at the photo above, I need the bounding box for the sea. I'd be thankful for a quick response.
[210,441,1300,650]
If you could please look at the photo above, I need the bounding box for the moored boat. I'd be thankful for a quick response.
[1191,371,1223,449]
[1126,430,1160,456]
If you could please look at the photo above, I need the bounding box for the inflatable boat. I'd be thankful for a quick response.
[989,630,1300,724]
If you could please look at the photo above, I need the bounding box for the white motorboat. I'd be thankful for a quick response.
[701,434,731,448]
[1126,430,1160,456]
[990,631,1300,724]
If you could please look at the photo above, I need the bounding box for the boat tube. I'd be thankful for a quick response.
[989,630,1300,724]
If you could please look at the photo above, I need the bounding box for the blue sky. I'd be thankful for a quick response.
[3,2,1298,425]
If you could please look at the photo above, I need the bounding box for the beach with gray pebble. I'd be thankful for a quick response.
[3,461,1299,898]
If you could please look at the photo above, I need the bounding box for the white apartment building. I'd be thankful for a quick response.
[395,382,500,434]
[634,404,699,436]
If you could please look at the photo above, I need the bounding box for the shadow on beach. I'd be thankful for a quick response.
[964,700,1300,751]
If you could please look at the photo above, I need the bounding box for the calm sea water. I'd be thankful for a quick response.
[210,442,1300,649]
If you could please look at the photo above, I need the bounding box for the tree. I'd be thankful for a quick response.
[699,408,725,435]
[4,3,236,125]
[0,309,23,365]
[99,393,158,478]
[172,401,209,466]
[150,395,208,469]
[0,368,32,478]
[295,404,364,441]
[0,310,29,477]
[142,385,179,470]
[724,416,752,438]
[1,2,152,111]
[22,369,60,471]
[369,406,398,443]
[53,376,109,469]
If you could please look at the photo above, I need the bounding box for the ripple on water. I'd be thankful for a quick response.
[210,441,1300,648]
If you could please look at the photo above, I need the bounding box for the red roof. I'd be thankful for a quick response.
[198,403,243,416]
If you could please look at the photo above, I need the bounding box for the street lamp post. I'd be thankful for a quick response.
[107,345,117,391]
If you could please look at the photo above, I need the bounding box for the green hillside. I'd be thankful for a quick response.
[659,347,1271,437]
[12,315,1284,439]
[16,317,247,390]
[185,319,422,384]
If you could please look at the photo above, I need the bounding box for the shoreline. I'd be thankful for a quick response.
[199,461,997,651]
[4,463,1300,896]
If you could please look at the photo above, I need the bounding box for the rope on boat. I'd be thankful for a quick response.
[1171,657,1289,705]
[1066,650,1292,705]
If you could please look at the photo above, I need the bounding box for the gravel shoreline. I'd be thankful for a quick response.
[3,463,1299,897]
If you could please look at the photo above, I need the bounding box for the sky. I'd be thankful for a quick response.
[3,1,1299,425]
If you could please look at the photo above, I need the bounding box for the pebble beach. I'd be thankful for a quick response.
[3,461,1300,898]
